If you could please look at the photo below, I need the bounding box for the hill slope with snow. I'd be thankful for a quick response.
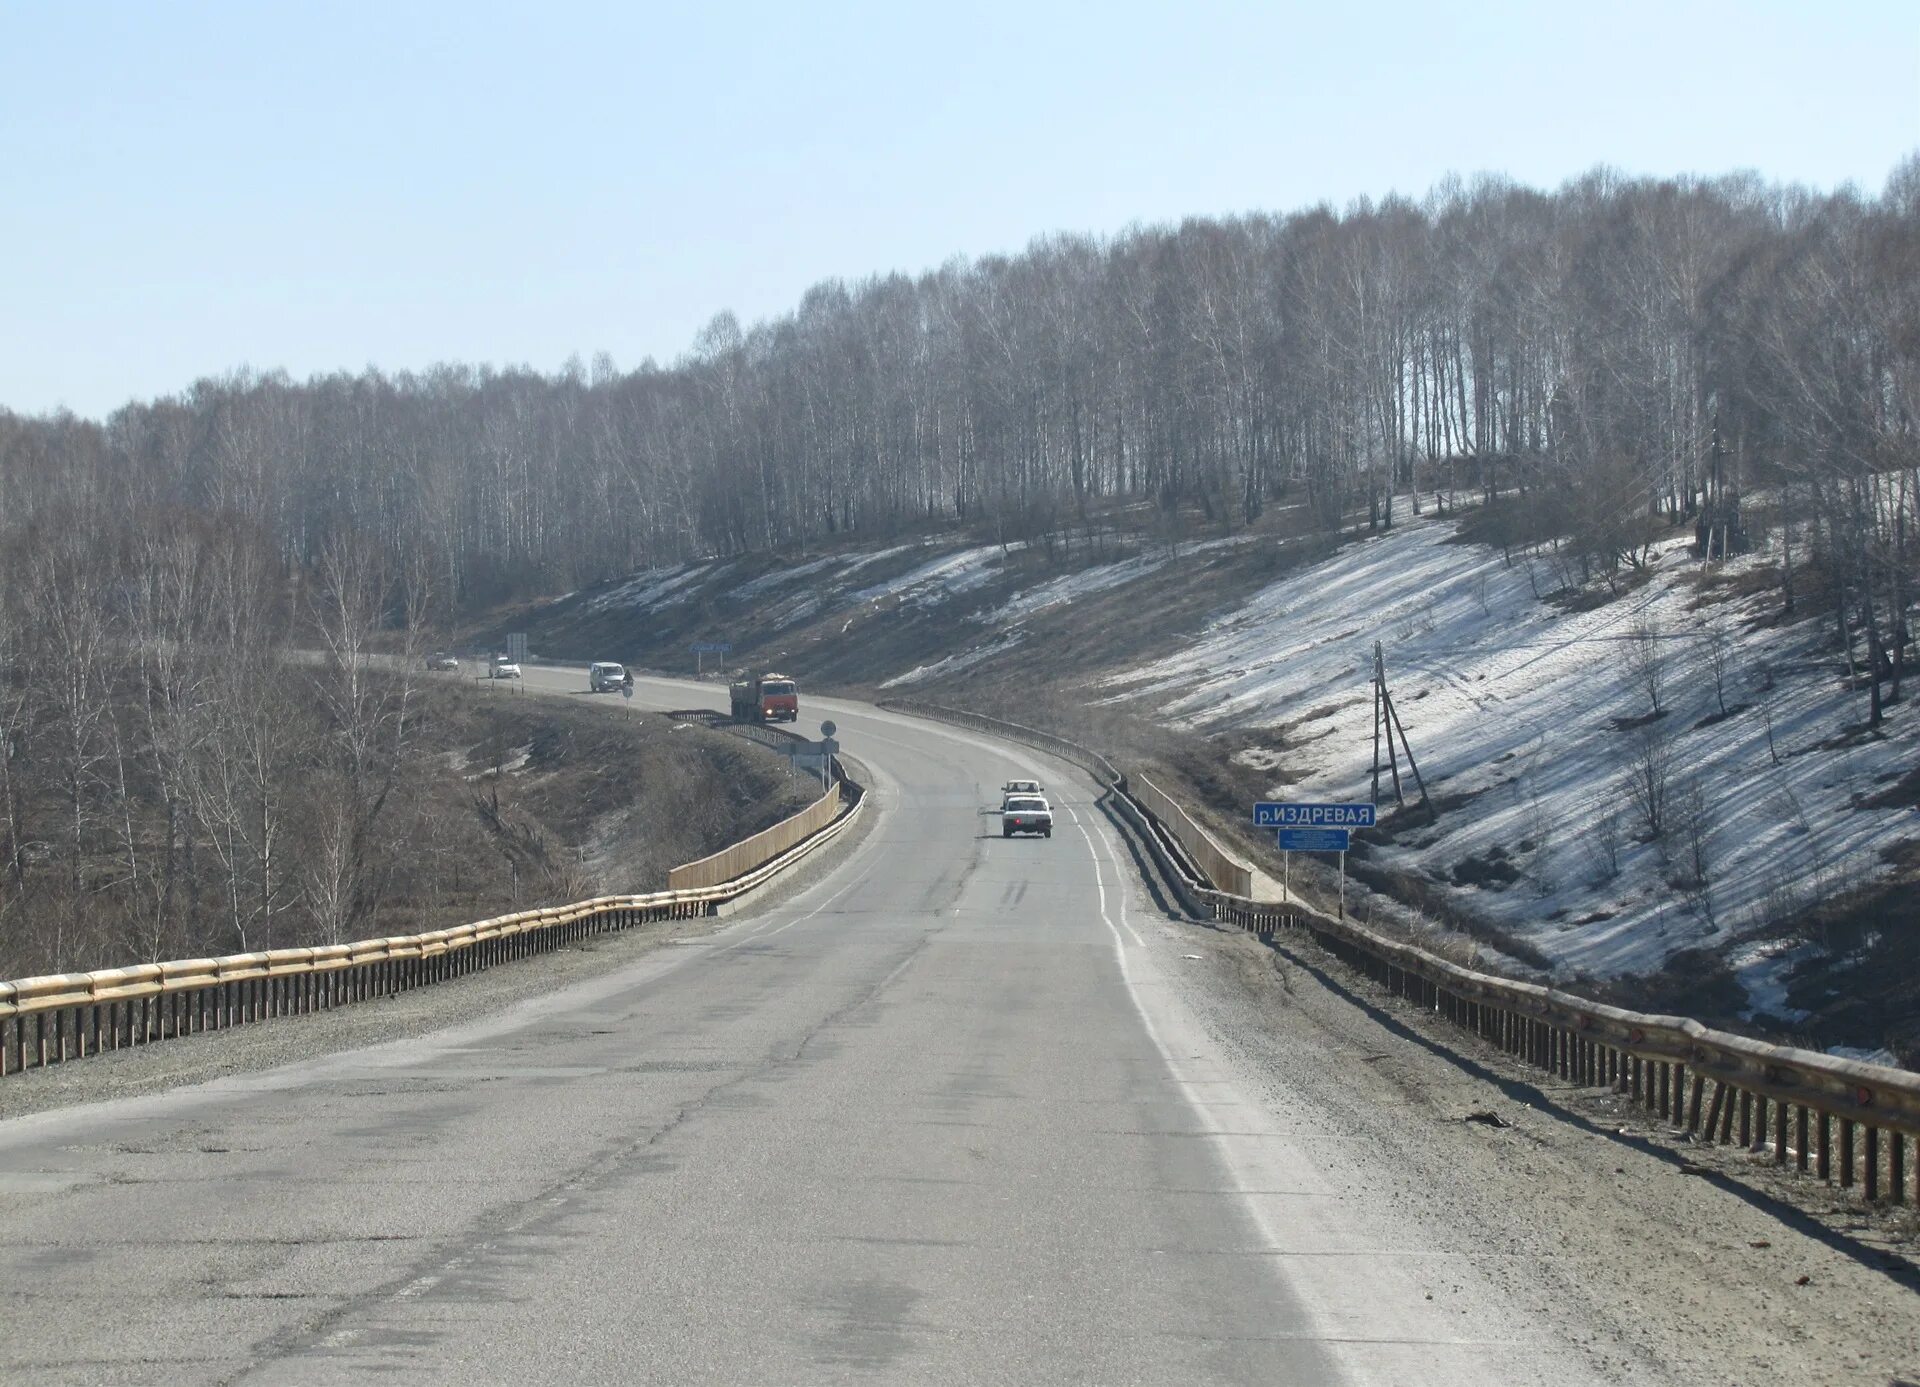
[1102,517,1916,1000]
[495,504,1916,1058]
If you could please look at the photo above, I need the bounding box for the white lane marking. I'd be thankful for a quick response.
[1063,802,1144,947]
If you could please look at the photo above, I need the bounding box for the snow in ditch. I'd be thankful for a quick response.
[1106,514,1920,982]
[1728,938,1817,1024]
[450,742,534,781]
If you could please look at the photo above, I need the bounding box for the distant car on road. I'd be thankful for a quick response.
[425,652,459,672]
[491,659,522,679]
[588,661,628,693]
[1001,794,1053,839]
[1003,779,1044,796]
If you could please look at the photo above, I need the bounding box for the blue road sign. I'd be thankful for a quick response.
[690,641,732,654]
[1278,827,1350,853]
[1254,802,1375,829]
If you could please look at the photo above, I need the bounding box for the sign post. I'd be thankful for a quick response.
[785,734,839,791]
[622,681,633,719]
[691,640,732,677]
[1255,804,1372,919]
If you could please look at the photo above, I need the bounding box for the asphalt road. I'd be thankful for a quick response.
[0,671,1598,1385]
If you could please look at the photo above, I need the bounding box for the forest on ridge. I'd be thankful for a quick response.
[3,161,1914,615]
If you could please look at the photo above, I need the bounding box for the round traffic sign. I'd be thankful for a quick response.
[622,684,633,700]
[820,719,837,738]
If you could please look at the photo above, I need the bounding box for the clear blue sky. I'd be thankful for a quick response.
[5,0,1916,419]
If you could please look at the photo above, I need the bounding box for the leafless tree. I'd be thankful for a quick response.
[1671,775,1716,928]
[1703,612,1735,718]
[1587,807,1623,885]
[1620,718,1674,841]
[1624,613,1667,717]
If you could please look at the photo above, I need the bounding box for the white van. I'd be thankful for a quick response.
[589,662,628,693]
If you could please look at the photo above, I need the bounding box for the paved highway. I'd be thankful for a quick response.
[0,671,1599,1384]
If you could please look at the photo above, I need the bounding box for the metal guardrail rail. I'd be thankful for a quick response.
[1130,773,1255,898]
[670,781,842,889]
[882,699,1920,1208]
[0,764,864,1080]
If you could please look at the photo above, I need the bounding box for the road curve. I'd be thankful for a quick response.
[0,672,1599,1385]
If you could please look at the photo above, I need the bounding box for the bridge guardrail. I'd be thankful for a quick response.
[882,699,1920,1207]
[0,760,864,1080]
[670,780,843,889]
[1129,772,1255,898]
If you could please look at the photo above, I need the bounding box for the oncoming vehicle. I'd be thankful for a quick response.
[588,661,628,693]
[425,652,459,672]
[1002,778,1043,796]
[491,658,522,679]
[730,672,799,723]
[1001,794,1053,839]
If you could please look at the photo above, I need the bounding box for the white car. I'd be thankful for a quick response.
[588,661,628,693]
[491,660,522,679]
[1003,778,1044,796]
[1001,794,1053,839]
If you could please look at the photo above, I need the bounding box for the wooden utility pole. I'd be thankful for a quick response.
[1371,652,1384,807]
[1373,642,1404,809]
[1373,642,1432,823]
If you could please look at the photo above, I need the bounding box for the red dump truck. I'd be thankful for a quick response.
[730,672,799,724]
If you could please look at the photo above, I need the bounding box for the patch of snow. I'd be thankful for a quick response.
[586,561,718,614]
[756,591,822,630]
[1730,938,1817,1023]
[1826,1044,1900,1067]
[1232,746,1288,772]
[836,543,920,575]
[850,545,1013,608]
[980,532,1266,626]
[732,555,839,600]
[462,742,533,780]
[981,552,1169,625]
[879,633,1027,688]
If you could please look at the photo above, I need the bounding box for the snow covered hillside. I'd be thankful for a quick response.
[1105,516,1918,999]
[522,525,1268,692]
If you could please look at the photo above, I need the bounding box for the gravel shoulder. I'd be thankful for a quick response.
[1153,913,1920,1387]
